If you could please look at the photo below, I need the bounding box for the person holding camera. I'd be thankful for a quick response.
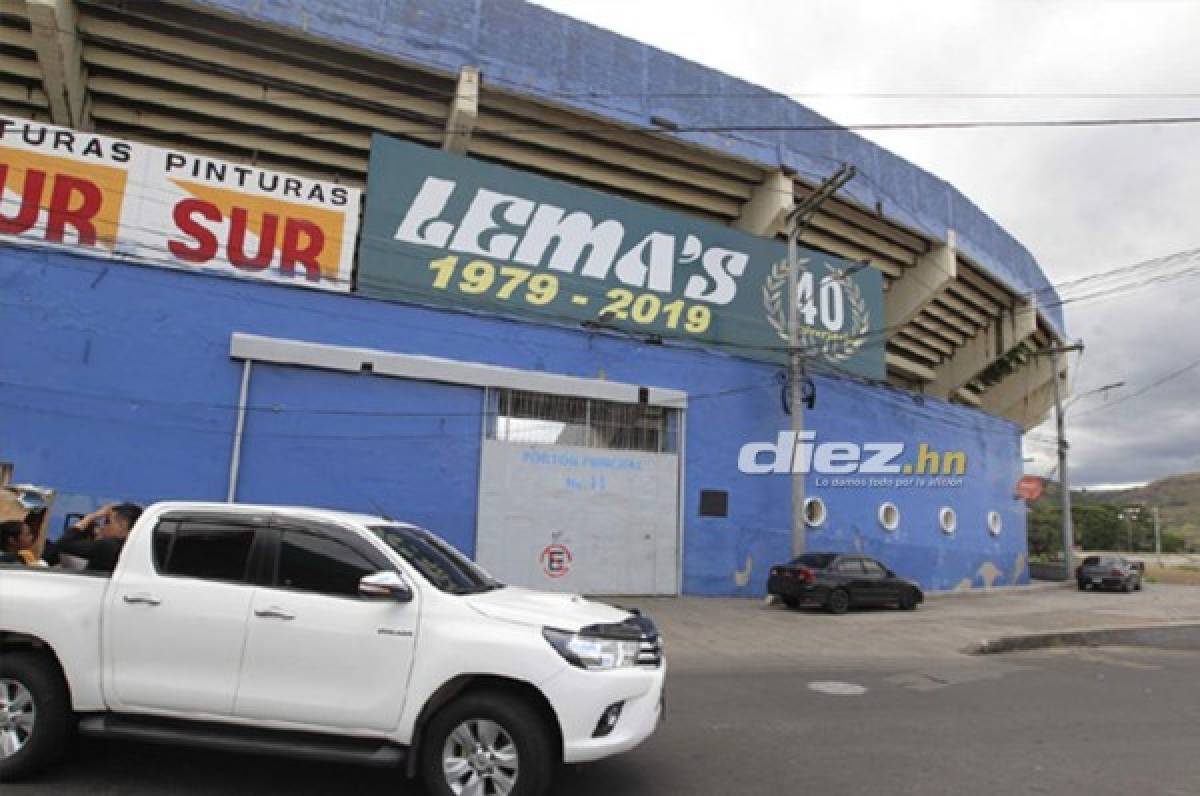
[49,502,143,573]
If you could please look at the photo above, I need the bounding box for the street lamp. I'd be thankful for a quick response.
[1065,381,1125,410]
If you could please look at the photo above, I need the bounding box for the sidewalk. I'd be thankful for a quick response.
[617,583,1200,671]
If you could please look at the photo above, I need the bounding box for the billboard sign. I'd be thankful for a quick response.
[0,116,359,292]
[359,135,884,376]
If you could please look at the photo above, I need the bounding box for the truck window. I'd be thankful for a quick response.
[152,520,179,571]
[159,522,256,583]
[275,530,379,598]
[369,524,501,594]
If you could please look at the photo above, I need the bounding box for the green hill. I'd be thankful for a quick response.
[1084,473,1200,542]
[1028,472,1200,554]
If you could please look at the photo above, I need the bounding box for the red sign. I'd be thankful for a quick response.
[539,543,573,579]
[1016,475,1045,501]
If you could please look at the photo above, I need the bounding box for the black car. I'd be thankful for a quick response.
[767,552,924,614]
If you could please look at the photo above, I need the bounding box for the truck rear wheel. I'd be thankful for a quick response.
[421,691,553,796]
[0,651,74,781]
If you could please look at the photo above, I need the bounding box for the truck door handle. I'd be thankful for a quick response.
[255,607,295,621]
[122,593,162,606]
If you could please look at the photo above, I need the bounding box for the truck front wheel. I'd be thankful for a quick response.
[0,651,74,781]
[421,691,553,796]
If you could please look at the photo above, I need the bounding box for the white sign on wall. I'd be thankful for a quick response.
[475,441,680,595]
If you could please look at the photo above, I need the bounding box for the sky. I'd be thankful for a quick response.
[534,0,1200,488]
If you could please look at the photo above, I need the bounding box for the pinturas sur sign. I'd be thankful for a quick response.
[0,116,359,292]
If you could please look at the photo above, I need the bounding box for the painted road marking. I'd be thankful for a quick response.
[807,681,868,696]
[572,295,589,305]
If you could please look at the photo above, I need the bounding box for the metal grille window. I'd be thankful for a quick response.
[486,389,678,453]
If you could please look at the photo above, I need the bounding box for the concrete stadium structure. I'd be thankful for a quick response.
[0,0,1066,594]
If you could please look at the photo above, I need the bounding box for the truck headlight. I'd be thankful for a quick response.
[543,627,640,671]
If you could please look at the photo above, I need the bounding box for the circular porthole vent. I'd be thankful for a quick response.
[987,510,1003,536]
[803,496,827,528]
[879,502,900,532]
[939,507,957,535]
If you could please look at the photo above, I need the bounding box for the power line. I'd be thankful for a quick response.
[1072,355,1200,419]
[26,114,1200,138]
[9,114,1200,335]
[5,207,1200,373]
[5,232,1200,367]
[15,103,1200,139]
[0,374,782,420]
[28,14,1200,110]
[538,89,1200,101]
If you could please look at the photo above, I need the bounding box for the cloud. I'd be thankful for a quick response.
[534,0,1200,486]
[1053,284,1200,485]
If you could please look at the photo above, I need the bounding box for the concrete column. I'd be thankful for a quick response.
[26,0,88,129]
[929,298,1038,399]
[981,353,1067,429]
[885,229,957,330]
[733,170,793,237]
[443,65,479,154]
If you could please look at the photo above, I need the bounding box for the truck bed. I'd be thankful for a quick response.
[0,567,109,710]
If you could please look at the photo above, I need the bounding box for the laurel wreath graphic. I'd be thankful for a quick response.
[762,258,870,362]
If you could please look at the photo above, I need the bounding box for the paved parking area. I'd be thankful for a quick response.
[15,646,1200,796]
[11,585,1200,796]
[617,583,1200,670]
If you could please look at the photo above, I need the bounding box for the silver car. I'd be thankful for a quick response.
[1076,555,1144,592]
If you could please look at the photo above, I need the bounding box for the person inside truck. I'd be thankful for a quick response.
[46,502,143,573]
[0,519,45,566]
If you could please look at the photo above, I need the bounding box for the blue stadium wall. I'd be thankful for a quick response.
[0,246,1030,594]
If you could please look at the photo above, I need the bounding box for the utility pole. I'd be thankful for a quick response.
[786,165,856,558]
[1048,375,1123,565]
[1153,506,1162,564]
[1047,342,1084,577]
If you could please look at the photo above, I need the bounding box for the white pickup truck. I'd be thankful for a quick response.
[0,502,665,795]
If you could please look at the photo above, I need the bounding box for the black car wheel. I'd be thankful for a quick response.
[0,651,74,782]
[421,690,553,796]
[826,588,850,615]
[897,589,918,611]
[1135,578,1143,591]
[782,596,800,609]
[1077,580,1088,591]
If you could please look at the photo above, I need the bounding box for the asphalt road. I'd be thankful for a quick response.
[10,646,1200,796]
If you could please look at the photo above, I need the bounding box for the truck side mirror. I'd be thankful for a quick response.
[359,571,413,603]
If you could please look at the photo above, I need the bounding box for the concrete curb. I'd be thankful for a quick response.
[968,622,1200,655]
[926,581,1069,601]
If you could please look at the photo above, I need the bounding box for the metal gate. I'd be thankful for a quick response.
[474,389,681,595]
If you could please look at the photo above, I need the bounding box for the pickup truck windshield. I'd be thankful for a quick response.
[369,525,502,595]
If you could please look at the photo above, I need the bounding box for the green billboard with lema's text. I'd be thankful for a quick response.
[357,134,884,378]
